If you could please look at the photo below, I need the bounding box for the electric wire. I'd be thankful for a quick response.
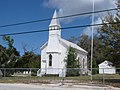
[0,7,119,28]
[0,22,119,36]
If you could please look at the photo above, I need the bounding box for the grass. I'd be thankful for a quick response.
[0,76,62,83]
[0,74,120,87]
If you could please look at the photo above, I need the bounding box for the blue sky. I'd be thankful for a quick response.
[0,0,116,55]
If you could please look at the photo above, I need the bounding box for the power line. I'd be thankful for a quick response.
[0,8,119,28]
[0,22,119,36]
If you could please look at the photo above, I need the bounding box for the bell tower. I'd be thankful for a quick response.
[49,10,61,37]
[46,10,61,53]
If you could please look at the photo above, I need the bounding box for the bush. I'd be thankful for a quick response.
[66,68,79,76]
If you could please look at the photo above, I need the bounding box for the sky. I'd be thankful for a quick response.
[0,0,117,55]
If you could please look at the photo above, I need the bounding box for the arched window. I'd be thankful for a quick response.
[49,54,52,66]
[83,59,85,68]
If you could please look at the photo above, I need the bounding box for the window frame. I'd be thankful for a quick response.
[49,54,52,66]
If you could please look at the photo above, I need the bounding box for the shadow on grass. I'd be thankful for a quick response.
[105,79,120,83]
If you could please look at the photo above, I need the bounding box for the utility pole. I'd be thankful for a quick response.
[91,0,94,81]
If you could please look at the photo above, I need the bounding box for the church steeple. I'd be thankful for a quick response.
[49,10,61,37]
[49,10,61,27]
[47,10,61,53]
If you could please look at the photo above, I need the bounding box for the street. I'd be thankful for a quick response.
[0,83,119,90]
[0,83,80,90]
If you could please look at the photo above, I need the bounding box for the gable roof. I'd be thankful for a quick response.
[60,38,88,53]
[41,38,88,54]
[99,61,115,67]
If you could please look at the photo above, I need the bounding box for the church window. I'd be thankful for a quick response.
[83,59,85,68]
[49,54,52,66]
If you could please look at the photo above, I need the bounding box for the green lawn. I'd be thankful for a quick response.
[0,74,120,87]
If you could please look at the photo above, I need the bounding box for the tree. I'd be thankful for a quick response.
[92,59,98,74]
[66,0,120,70]
[15,51,40,68]
[1,36,20,68]
[65,47,80,76]
[3,35,14,50]
[0,45,7,68]
[116,0,120,8]
[98,12,120,67]
[77,35,91,67]
[68,36,78,43]
[92,36,104,66]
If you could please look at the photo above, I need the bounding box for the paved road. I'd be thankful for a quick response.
[0,83,119,90]
[0,83,80,90]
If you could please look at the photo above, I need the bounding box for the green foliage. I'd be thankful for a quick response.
[65,47,80,76]
[67,1,120,69]
[71,12,120,68]
[0,35,41,69]
[92,59,98,74]
[77,35,91,67]
[0,45,7,68]
[0,36,20,68]
[77,35,103,68]
[15,51,41,68]
[68,36,78,43]
[98,12,120,67]
[2,35,14,50]
[65,47,80,68]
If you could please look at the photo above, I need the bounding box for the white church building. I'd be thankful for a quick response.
[37,10,88,77]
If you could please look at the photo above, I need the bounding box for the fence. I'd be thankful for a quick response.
[0,68,120,87]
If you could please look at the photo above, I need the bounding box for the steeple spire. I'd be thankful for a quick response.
[49,10,61,27]
[47,10,61,53]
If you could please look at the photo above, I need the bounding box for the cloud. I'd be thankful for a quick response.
[83,17,102,36]
[43,0,117,35]
[44,0,116,17]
